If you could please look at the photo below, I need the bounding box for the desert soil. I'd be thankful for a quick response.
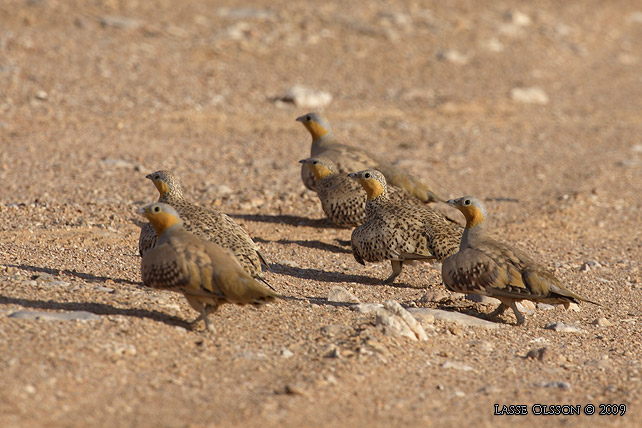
[1,0,642,427]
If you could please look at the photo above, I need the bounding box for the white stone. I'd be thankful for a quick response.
[510,87,549,105]
[544,321,583,333]
[409,308,501,329]
[442,361,474,371]
[327,286,360,304]
[352,303,383,313]
[279,85,333,109]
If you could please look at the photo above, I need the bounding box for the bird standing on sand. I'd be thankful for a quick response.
[299,157,416,227]
[349,170,462,283]
[296,112,443,203]
[442,196,598,325]
[138,170,270,286]
[138,203,278,330]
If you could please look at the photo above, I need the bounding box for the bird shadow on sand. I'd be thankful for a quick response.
[7,264,140,286]
[230,213,342,229]
[0,294,192,329]
[269,263,424,289]
[256,238,350,254]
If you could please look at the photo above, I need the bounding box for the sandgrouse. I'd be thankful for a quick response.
[349,170,462,283]
[138,203,278,330]
[296,112,443,203]
[299,157,415,227]
[441,196,598,325]
[138,170,270,286]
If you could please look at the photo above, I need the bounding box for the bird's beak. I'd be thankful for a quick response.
[136,206,147,215]
[347,172,357,179]
[145,174,153,180]
[446,199,456,206]
[298,159,306,164]
[295,116,304,123]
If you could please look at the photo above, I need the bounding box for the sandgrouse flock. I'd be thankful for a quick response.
[136,112,598,329]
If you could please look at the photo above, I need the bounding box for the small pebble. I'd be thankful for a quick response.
[510,87,549,105]
[442,361,474,371]
[277,85,332,109]
[8,310,100,321]
[327,286,360,304]
[544,321,583,333]
[592,317,612,327]
[280,348,294,359]
[352,303,383,313]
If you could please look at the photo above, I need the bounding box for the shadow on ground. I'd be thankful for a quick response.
[0,294,192,329]
[231,213,341,229]
[8,264,140,286]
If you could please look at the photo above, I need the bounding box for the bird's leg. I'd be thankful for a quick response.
[384,260,403,284]
[509,301,526,326]
[486,303,509,320]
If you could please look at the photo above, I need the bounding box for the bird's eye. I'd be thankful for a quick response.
[153,206,160,212]
[306,116,311,121]
[464,199,471,205]
[364,173,371,178]
[312,160,318,164]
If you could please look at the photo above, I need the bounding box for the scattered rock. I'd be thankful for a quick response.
[100,15,142,30]
[566,303,580,312]
[215,185,233,197]
[442,361,474,371]
[436,49,470,65]
[409,308,500,329]
[535,381,571,390]
[517,300,536,311]
[100,158,136,169]
[217,8,274,20]
[285,383,308,396]
[280,348,294,359]
[482,38,504,52]
[327,286,360,304]
[34,90,48,101]
[503,10,532,27]
[94,286,115,293]
[544,321,583,333]
[510,87,549,105]
[276,85,333,109]
[8,310,100,321]
[373,301,427,341]
[320,324,349,338]
[592,317,612,327]
[323,344,342,359]
[399,87,436,103]
[525,347,563,363]
[352,303,383,313]
[628,11,642,23]
[419,290,449,303]
[536,303,555,310]
[580,260,602,272]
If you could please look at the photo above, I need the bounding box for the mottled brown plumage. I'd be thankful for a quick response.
[299,157,414,227]
[138,203,278,330]
[138,170,270,285]
[296,112,443,203]
[442,196,598,325]
[349,170,462,283]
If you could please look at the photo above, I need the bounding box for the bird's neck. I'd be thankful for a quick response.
[361,180,387,201]
[157,189,184,204]
[460,222,486,249]
[153,218,183,239]
[306,122,330,142]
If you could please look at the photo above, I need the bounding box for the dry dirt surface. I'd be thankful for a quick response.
[1,0,642,427]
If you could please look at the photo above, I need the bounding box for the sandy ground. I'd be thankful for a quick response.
[1,0,642,427]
